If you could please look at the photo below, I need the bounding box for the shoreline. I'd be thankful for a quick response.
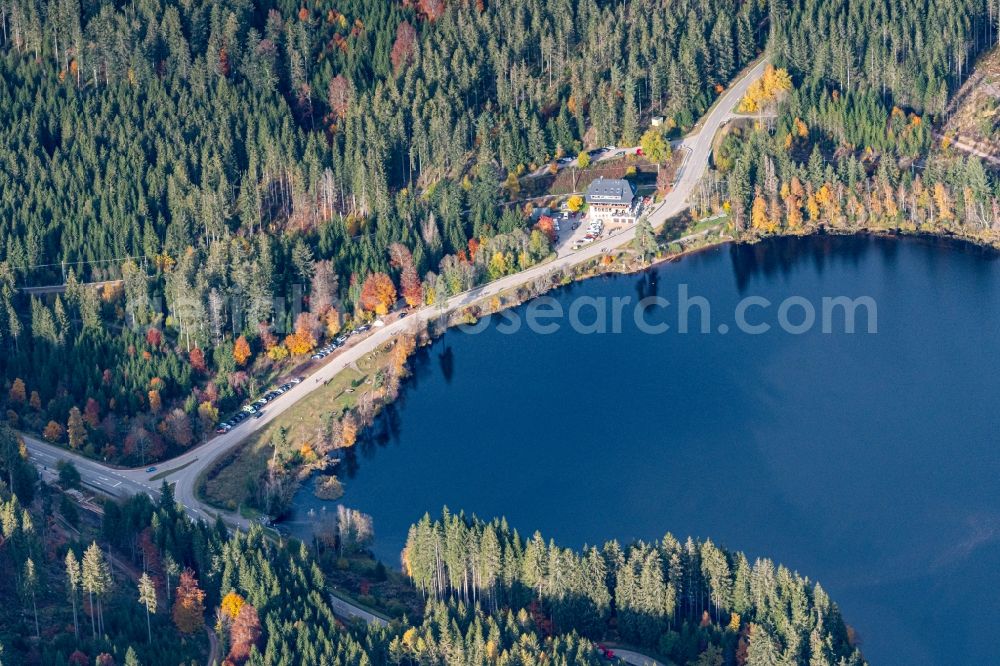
[255,220,1000,528]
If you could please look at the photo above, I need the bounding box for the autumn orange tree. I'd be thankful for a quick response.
[233,336,252,366]
[172,569,206,634]
[391,335,417,376]
[189,347,207,373]
[228,602,262,663]
[534,216,557,243]
[43,420,65,443]
[8,378,25,404]
[389,244,423,307]
[359,273,397,315]
[284,315,317,356]
[148,389,162,414]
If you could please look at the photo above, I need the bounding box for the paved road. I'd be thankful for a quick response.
[611,648,665,666]
[328,591,388,627]
[21,54,767,625]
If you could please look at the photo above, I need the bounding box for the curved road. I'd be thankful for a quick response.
[22,56,768,630]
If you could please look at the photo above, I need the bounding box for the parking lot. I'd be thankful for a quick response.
[553,194,653,256]
[212,318,395,434]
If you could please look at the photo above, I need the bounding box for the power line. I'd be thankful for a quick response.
[8,254,148,271]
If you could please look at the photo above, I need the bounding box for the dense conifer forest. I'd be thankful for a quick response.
[0,0,997,661]
[0,0,766,278]
[0,0,769,461]
[403,511,864,665]
[1,0,992,464]
[0,424,866,665]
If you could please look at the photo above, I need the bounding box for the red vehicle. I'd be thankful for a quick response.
[596,644,615,660]
[636,147,644,156]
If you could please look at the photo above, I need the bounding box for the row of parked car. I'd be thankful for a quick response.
[311,332,349,359]
[573,220,605,250]
[214,318,393,435]
[309,321,383,360]
[215,377,304,433]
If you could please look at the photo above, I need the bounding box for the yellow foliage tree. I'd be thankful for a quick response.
[392,335,417,376]
[567,195,584,212]
[933,182,953,221]
[285,330,315,356]
[488,251,509,280]
[148,390,162,414]
[197,401,218,428]
[806,194,820,222]
[503,172,521,197]
[750,195,769,230]
[340,413,358,448]
[640,128,671,164]
[220,591,245,621]
[738,65,792,113]
[728,613,741,632]
[299,443,317,463]
[324,310,341,337]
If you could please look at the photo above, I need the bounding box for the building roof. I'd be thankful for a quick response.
[585,178,636,205]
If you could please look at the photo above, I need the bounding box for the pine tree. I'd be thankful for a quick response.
[632,218,658,260]
[67,406,87,450]
[21,557,40,639]
[137,572,157,644]
[65,549,81,639]
[747,623,781,666]
[82,541,110,638]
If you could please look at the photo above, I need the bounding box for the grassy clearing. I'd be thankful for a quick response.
[685,212,731,236]
[199,345,396,510]
[149,458,197,481]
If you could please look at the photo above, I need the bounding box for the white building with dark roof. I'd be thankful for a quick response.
[585,177,638,224]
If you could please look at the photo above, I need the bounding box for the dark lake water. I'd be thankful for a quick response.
[291,235,1000,665]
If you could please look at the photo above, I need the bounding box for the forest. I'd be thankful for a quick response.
[2,0,990,467]
[402,511,864,666]
[0,0,768,463]
[0,426,866,664]
[0,0,996,659]
[702,0,1000,235]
